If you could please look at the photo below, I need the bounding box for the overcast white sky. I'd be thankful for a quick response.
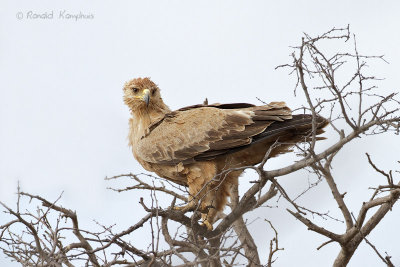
[1,1,400,266]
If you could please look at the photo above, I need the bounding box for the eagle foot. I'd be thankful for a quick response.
[173,201,197,213]
[201,220,213,231]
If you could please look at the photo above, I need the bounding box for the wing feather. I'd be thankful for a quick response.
[136,103,292,164]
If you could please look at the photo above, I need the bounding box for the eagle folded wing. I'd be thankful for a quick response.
[136,102,292,164]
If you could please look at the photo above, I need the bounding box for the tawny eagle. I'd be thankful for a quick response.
[123,77,327,230]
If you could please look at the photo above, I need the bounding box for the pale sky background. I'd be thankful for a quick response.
[1,1,400,266]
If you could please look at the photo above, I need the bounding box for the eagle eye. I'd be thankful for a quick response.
[151,89,156,96]
[132,88,139,93]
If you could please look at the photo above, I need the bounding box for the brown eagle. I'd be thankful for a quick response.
[123,77,327,230]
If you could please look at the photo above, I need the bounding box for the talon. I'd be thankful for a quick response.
[202,220,213,231]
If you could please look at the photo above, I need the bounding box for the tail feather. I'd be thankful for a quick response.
[253,114,328,143]
[193,114,328,161]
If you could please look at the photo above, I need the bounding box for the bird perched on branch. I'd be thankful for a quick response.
[123,77,328,230]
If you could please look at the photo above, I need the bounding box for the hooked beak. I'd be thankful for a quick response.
[142,89,150,106]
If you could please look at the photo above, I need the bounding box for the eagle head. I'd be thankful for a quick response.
[123,77,163,112]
